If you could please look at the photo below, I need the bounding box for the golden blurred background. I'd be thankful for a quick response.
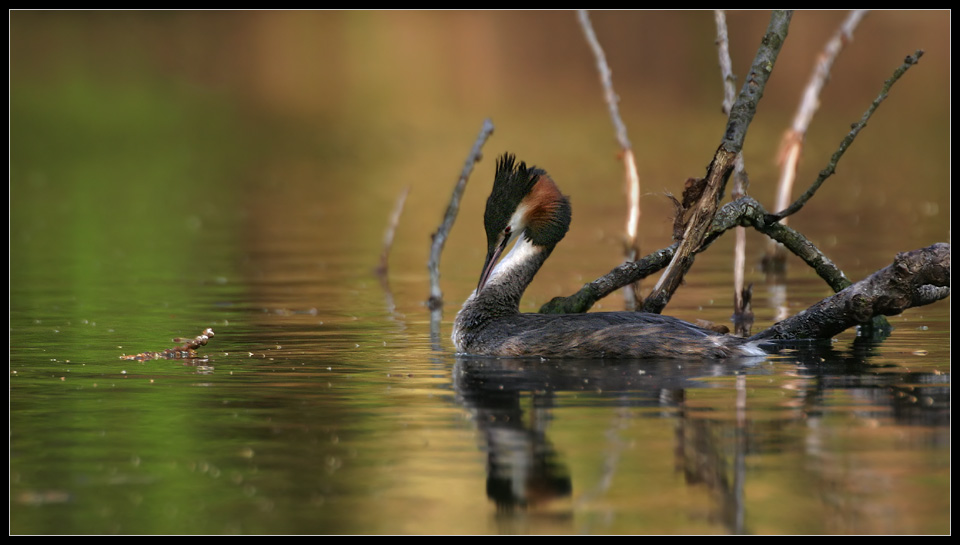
[11,10,950,312]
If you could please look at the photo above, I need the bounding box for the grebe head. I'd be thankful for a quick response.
[476,154,572,292]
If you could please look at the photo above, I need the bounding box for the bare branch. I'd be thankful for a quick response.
[427,119,495,310]
[713,10,738,114]
[577,10,631,150]
[376,185,410,277]
[768,10,868,261]
[540,244,676,314]
[791,11,869,137]
[714,9,753,334]
[768,49,923,223]
[578,9,643,310]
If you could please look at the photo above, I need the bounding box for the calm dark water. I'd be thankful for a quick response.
[10,11,949,535]
[9,233,950,534]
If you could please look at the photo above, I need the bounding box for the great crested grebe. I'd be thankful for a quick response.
[452,153,767,359]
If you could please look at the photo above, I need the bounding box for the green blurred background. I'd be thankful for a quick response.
[11,11,949,318]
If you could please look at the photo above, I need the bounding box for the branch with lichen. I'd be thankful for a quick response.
[751,243,949,341]
[643,10,793,315]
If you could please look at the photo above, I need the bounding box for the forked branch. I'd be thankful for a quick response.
[642,10,793,314]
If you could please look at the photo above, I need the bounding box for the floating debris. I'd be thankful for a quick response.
[120,328,215,362]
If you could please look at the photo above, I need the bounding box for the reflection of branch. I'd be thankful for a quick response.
[577,10,643,310]
[427,119,495,311]
[751,243,949,341]
[768,49,923,222]
[643,10,793,314]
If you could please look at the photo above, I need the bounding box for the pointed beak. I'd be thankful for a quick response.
[476,231,511,293]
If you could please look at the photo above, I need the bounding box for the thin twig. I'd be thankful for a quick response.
[427,119,495,311]
[715,9,753,335]
[768,49,923,223]
[376,185,410,277]
[375,185,411,316]
[768,10,868,259]
[578,10,643,310]
[714,10,738,113]
[731,156,752,335]
[578,10,631,151]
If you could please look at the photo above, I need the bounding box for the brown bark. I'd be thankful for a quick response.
[751,243,950,341]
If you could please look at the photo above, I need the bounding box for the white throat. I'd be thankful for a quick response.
[483,234,540,290]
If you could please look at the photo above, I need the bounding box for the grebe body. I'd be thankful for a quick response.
[452,154,765,359]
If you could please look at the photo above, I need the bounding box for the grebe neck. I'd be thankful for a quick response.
[470,236,551,316]
[453,236,553,352]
